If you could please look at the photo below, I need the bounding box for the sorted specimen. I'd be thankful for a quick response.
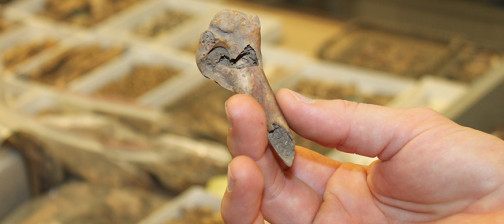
[292,78,393,105]
[134,10,192,37]
[196,10,295,167]
[28,44,124,88]
[318,22,455,78]
[96,65,180,99]
[42,0,140,27]
[437,44,504,83]
[2,40,57,69]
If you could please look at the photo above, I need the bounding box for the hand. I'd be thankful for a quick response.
[220,88,504,224]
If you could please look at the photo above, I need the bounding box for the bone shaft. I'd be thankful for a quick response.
[239,66,288,132]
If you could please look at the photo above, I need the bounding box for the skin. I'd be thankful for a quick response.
[221,88,504,224]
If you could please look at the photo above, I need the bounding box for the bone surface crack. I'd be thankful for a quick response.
[206,45,258,70]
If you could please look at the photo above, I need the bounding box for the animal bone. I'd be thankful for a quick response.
[195,10,295,167]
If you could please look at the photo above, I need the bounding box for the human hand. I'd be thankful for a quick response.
[221,88,504,223]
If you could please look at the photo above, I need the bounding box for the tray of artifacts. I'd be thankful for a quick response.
[8,0,144,29]
[0,11,18,34]
[279,61,415,155]
[139,186,222,224]
[3,72,165,142]
[281,61,414,105]
[8,82,165,134]
[36,108,155,151]
[0,24,71,72]
[99,0,217,44]
[13,34,127,89]
[2,181,168,224]
[131,134,230,192]
[3,91,229,193]
[433,41,504,83]
[67,46,194,107]
[317,20,463,79]
[0,103,158,190]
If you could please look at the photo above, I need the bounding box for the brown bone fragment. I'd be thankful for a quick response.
[196,10,295,167]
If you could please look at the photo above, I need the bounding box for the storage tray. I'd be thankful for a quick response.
[279,61,415,104]
[98,0,217,45]
[6,0,145,30]
[68,46,196,108]
[434,41,504,83]
[318,20,462,79]
[0,24,72,72]
[12,32,129,89]
[1,100,230,193]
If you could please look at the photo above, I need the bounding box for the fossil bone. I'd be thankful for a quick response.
[195,10,295,167]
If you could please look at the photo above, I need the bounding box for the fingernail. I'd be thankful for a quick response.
[227,165,235,192]
[225,99,233,129]
[289,89,314,104]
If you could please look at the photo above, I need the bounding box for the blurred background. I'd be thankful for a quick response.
[0,0,503,223]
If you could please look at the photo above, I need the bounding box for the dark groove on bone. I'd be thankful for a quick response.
[206,45,258,70]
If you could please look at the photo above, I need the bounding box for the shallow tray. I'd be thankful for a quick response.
[67,45,195,108]
[98,0,216,45]
[6,0,146,30]
[279,61,415,104]
[318,20,462,79]
[0,24,72,72]
[434,41,504,84]
[12,32,129,89]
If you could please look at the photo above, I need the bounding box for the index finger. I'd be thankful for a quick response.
[276,88,449,161]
